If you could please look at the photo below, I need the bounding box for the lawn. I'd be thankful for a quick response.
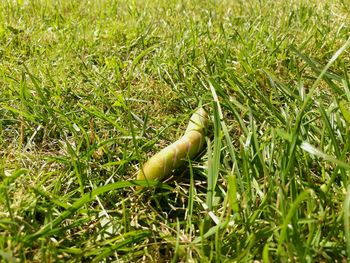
[1,0,350,261]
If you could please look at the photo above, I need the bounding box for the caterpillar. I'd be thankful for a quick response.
[137,108,209,185]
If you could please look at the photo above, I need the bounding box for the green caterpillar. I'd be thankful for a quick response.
[137,108,208,185]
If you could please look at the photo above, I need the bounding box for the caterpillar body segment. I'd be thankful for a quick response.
[137,108,208,184]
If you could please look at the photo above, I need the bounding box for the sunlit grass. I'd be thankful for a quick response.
[1,0,350,261]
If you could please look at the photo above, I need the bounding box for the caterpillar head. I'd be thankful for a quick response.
[184,108,208,135]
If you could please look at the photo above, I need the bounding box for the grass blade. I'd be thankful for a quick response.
[344,184,350,260]
[278,189,311,255]
[24,180,163,243]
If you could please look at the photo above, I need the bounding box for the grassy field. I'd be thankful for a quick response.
[1,0,350,261]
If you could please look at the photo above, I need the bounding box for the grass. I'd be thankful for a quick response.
[1,0,350,261]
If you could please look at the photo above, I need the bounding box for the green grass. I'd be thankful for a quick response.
[1,0,350,261]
